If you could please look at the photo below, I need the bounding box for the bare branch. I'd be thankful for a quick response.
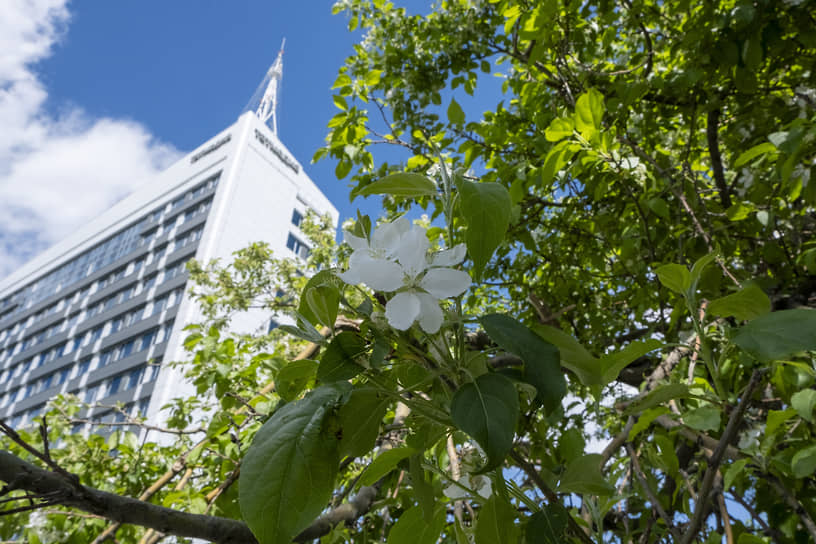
[0,450,256,544]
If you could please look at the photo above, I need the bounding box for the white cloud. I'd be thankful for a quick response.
[0,0,181,278]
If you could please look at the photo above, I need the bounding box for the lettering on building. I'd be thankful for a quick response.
[190,134,232,163]
[254,129,300,174]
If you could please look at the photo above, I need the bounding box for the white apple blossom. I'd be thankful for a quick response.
[443,473,492,500]
[338,218,471,333]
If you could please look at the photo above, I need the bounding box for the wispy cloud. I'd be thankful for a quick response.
[0,0,180,279]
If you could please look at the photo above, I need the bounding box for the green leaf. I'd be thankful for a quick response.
[726,202,754,221]
[723,459,750,491]
[459,180,511,279]
[733,142,776,168]
[299,270,341,329]
[333,95,348,111]
[732,309,816,361]
[689,253,717,291]
[358,447,416,487]
[525,506,569,544]
[356,173,438,198]
[600,339,663,384]
[318,331,367,382]
[623,383,690,415]
[479,314,565,414]
[239,383,350,544]
[337,389,390,458]
[791,389,816,422]
[386,505,446,544]
[475,496,518,544]
[409,454,436,522]
[540,141,576,186]
[558,453,615,495]
[447,97,465,125]
[544,117,574,142]
[792,444,816,478]
[656,263,690,294]
[767,408,796,435]
[275,359,318,402]
[707,284,771,321]
[450,373,519,472]
[532,324,600,387]
[684,406,721,432]
[574,88,605,138]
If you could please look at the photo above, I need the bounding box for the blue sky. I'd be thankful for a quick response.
[0,1,431,278]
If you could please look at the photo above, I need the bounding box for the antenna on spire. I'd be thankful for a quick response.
[244,38,286,134]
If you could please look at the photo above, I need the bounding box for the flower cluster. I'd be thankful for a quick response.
[338,218,471,333]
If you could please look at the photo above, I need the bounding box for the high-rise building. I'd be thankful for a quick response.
[0,54,338,430]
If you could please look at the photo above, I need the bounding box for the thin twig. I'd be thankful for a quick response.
[625,444,681,541]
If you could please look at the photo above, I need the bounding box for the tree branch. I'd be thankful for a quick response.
[0,450,256,544]
[680,369,764,544]
[706,108,732,209]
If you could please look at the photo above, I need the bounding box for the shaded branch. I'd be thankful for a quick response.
[0,450,256,544]
[706,108,732,209]
[680,369,765,544]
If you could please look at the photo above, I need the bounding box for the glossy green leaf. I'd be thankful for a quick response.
[707,284,771,321]
[623,383,690,415]
[540,141,576,186]
[479,314,565,413]
[459,180,511,279]
[656,263,690,294]
[239,383,350,544]
[733,142,776,168]
[532,324,600,387]
[684,406,721,432]
[475,496,518,544]
[318,331,367,382]
[337,389,390,458]
[358,447,416,487]
[732,309,816,361]
[525,506,569,544]
[544,117,574,142]
[558,453,615,495]
[451,373,519,472]
[386,504,446,544]
[447,97,465,125]
[356,173,437,198]
[275,359,318,402]
[299,271,342,329]
[600,339,663,384]
[793,445,816,478]
[791,389,816,422]
[575,88,605,137]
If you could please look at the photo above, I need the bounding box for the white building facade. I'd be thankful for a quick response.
[0,111,338,430]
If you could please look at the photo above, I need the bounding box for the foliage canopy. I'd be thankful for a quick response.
[2,1,816,543]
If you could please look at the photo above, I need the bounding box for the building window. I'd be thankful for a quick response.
[291,209,304,228]
[286,233,310,260]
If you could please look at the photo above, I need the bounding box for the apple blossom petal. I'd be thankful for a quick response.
[397,227,430,278]
[443,477,469,500]
[353,258,405,292]
[372,217,410,257]
[420,268,471,299]
[343,230,368,252]
[430,244,467,267]
[416,292,444,333]
[337,268,362,285]
[385,292,421,330]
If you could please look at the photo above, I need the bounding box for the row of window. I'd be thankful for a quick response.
[0,252,191,357]
[0,289,181,383]
[140,199,211,248]
[7,377,156,431]
[0,173,219,322]
[0,350,160,408]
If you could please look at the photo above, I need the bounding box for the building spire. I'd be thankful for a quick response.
[244,39,286,134]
